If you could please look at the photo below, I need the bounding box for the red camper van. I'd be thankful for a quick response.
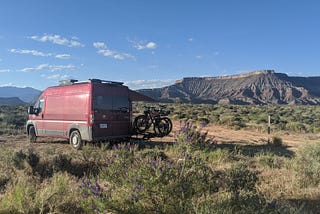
[26,79,133,149]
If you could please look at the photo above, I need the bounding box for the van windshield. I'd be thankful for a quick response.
[93,95,129,110]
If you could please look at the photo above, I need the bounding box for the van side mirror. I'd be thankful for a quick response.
[28,106,35,114]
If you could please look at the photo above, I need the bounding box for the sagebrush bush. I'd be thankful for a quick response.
[294,142,320,187]
[52,154,72,173]
[0,173,80,213]
[12,150,27,169]
[176,120,216,151]
[78,143,220,213]
[258,152,283,169]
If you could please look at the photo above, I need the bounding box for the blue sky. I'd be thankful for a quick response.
[0,0,319,90]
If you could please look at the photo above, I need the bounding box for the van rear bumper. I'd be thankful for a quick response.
[79,126,130,142]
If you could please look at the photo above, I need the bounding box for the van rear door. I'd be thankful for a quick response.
[92,84,130,139]
[112,95,130,136]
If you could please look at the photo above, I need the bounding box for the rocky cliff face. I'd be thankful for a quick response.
[138,70,320,105]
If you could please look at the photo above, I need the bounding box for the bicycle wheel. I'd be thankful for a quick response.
[133,115,150,133]
[154,117,172,137]
[163,117,172,134]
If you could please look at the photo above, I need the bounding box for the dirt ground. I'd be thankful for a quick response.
[149,121,320,152]
[0,121,319,152]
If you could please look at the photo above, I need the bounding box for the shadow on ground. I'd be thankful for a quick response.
[216,140,295,157]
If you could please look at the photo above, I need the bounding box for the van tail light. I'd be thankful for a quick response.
[90,113,94,125]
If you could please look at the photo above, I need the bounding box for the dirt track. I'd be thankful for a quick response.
[0,121,319,152]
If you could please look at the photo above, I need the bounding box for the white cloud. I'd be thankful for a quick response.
[0,69,10,73]
[30,34,84,47]
[41,74,72,80]
[196,55,203,59]
[10,48,72,59]
[145,42,157,49]
[125,79,175,89]
[98,49,114,57]
[93,42,134,60]
[10,49,51,57]
[131,40,158,50]
[188,38,194,42]
[93,42,107,49]
[55,54,71,59]
[114,53,134,60]
[20,64,77,72]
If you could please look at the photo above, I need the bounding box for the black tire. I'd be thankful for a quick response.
[28,126,37,143]
[133,115,150,133]
[155,117,172,137]
[69,130,83,150]
[163,117,172,134]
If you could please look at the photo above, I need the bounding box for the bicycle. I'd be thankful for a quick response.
[133,105,172,137]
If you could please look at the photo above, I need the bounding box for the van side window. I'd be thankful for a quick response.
[34,98,45,113]
[93,96,112,110]
[93,96,129,110]
[113,96,130,109]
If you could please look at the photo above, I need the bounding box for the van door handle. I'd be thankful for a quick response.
[41,114,44,119]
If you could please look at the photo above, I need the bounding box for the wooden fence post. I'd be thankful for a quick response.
[268,115,271,144]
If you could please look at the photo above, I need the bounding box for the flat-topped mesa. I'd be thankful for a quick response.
[214,70,275,80]
[139,70,320,105]
[176,70,275,83]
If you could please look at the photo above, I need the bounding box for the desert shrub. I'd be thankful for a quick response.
[0,162,13,193]
[198,117,210,125]
[12,150,27,169]
[225,163,258,197]
[0,173,80,213]
[222,163,271,212]
[52,154,73,173]
[176,120,215,151]
[0,178,37,213]
[258,152,283,169]
[0,105,28,134]
[294,142,320,187]
[285,122,306,132]
[26,149,40,169]
[35,173,81,213]
[3,114,26,128]
[196,148,231,165]
[12,149,42,176]
[78,143,219,213]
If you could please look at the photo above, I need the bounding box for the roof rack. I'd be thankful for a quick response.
[59,79,124,86]
[59,79,78,86]
[89,79,124,85]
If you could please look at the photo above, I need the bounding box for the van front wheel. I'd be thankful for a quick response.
[69,130,83,150]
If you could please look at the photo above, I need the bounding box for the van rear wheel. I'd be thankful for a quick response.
[69,130,83,150]
[28,126,36,143]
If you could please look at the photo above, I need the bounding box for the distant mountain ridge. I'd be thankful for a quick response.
[138,70,320,105]
[0,86,41,104]
[0,97,27,105]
